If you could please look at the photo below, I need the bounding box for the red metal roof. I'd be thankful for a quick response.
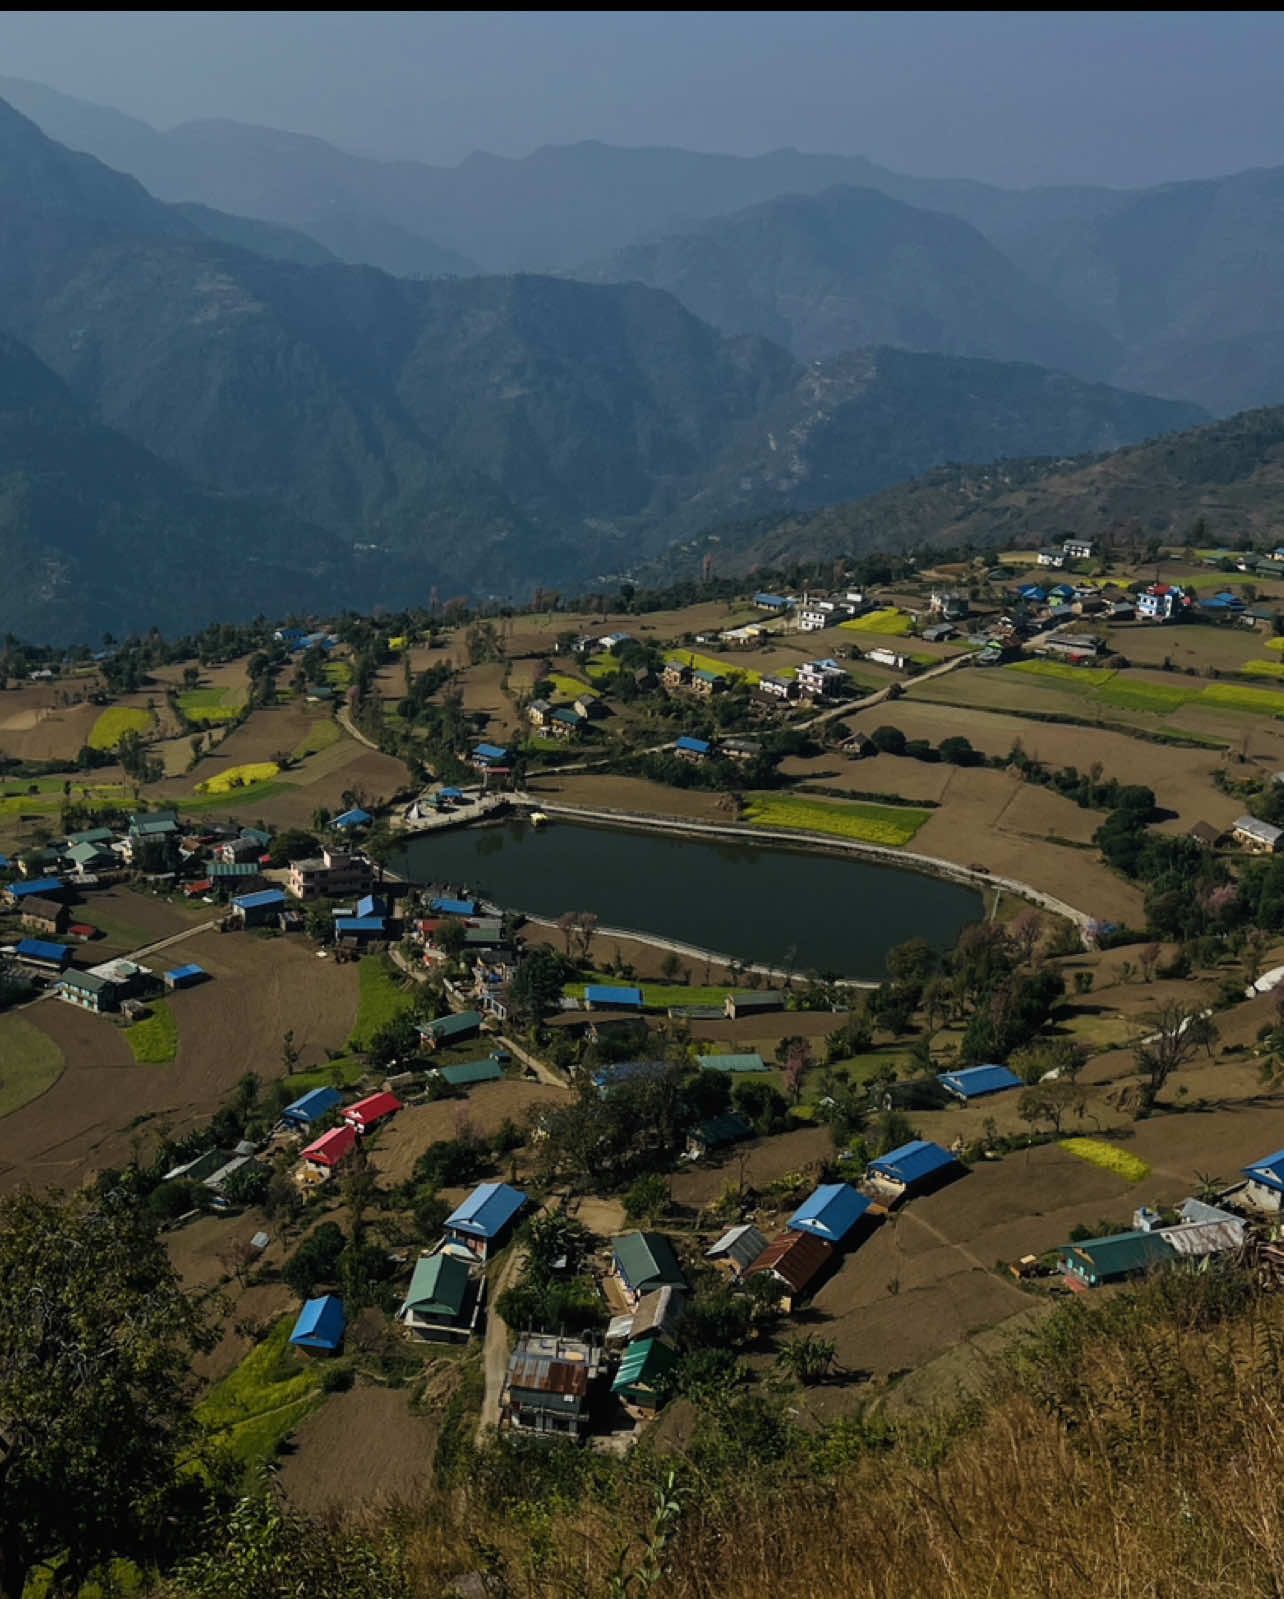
[746,1231,834,1294]
[343,1091,402,1127]
[301,1124,357,1167]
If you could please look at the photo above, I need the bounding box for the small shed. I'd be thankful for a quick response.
[231,887,287,926]
[419,1010,483,1049]
[745,1231,835,1311]
[332,807,372,831]
[429,896,477,916]
[333,915,387,941]
[162,963,207,991]
[685,1111,753,1160]
[611,1336,678,1416]
[706,1223,769,1278]
[281,1086,343,1128]
[938,1064,1023,1102]
[787,1183,871,1245]
[724,991,784,1020]
[15,938,73,973]
[290,1295,346,1355]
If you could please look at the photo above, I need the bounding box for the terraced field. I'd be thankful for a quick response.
[743,792,931,846]
[88,706,152,750]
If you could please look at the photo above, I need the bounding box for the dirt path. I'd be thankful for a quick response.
[477,1244,525,1440]
[337,703,379,751]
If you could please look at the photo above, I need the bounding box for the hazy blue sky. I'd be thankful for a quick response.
[1,10,1282,186]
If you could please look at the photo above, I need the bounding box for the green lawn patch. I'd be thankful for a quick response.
[88,706,153,751]
[548,672,596,699]
[124,999,178,1065]
[196,1315,327,1475]
[285,1055,368,1092]
[1199,681,1284,716]
[348,955,416,1051]
[178,686,243,725]
[742,792,930,847]
[585,653,621,681]
[1006,660,1116,689]
[565,974,735,1008]
[1097,679,1199,714]
[1060,1136,1150,1182]
[0,1015,64,1116]
[178,779,293,813]
[291,715,341,759]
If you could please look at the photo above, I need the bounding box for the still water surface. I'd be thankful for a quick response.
[392,819,982,978]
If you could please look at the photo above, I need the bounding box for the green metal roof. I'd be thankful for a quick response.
[1060,1230,1176,1282]
[613,1231,685,1296]
[402,1252,470,1319]
[425,1010,483,1039]
[697,1052,767,1073]
[612,1335,677,1396]
[437,1059,503,1087]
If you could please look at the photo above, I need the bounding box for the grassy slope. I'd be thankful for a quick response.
[347,956,417,1051]
[196,1315,327,1476]
[123,999,178,1065]
[0,1015,64,1115]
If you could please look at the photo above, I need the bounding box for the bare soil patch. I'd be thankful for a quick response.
[669,1125,833,1208]
[374,1079,572,1187]
[279,1384,441,1514]
[528,772,728,821]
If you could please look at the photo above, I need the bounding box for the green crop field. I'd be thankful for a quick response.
[348,955,416,1051]
[585,653,620,681]
[322,660,353,689]
[88,706,153,750]
[178,686,243,725]
[1240,659,1284,679]
[0,1016,64,1116]
[1006,660,1115,689]
[1001,660,1284,719]
[743,792,930,847]
[1200,681,1284,716]
[548,672,596,699]
[197,1316,327,1475]
[665,650,760,685]
[841,608,912,636]
[291,716,341,759]
[1095,679,1198,713]
[124,1000,179,1065]
[1060,1136,1150,1182]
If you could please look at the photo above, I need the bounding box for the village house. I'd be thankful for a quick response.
[56,966,118,1010]
[470,742,510,773]
[606,1285,687,1348]
[419,1009,484,1050]
[612,1231,687,1308]
[300,1123,358,1174]
[721,735,762,764]
[19,896,69,935]
[611,1336,678,1419]
[16,939,72,977]
[661,661,692,692]
[866,647,908,671]
[690,667,726,698]
[443,1181,528,1261]
[1063,538,1095,560]
[757,673,796,701]
[342,1091,402,1133]
[920,623,957,643]
[6,876,66,906]
[1057,1229,1177,1287]
[433,1058,504,1089]
[585,983,644,1011]
[744,1230,834,1311]
[501,1332,604,1441]
[162,963,207,991]
[705,1223,770,1279]
[1243,1148,1284,1211]
[1233,816,1283,854]
[673,734,712,764]
[724,991,783,1020]
[938,1064,1023,1102]
[1036,547,1067,568]
[212,835,265,866]
[788,1183,872,1246]
[398,1252,482,1342]
[929,590,970,619]
[866,1139,961,1202]
[753,592,792,613]
[1137,582,1190,621]
[526,698,552,728]
[573,694,605,720]
[1042,634,1105,661]
[796,658,848,699]
[331,806,372,832]
[280,1087,343,1129]
[547,706,583,740]
[287,847,374,901]
[290,1295,346,1356]
[684,1111,754,1161]
[696,1051,768,1073]
[720,622,771,648]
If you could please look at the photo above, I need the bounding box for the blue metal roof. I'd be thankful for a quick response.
[282,1086,343,1124]
[473,743,508,761]
[290,1294,346,1351]
[592,1059,669,1091]
[868,1139,958,1188]
[753,592,789,606]
[356,894,389,918]
[232,888,286,910]
[938,1064,1023,1100]
[585,984,643,1007]
[788,1183,871,1243]
[164,963,206,983]
[10,877,63,898]
[430,896,476,916]
[1245,1149,1284,1194]
[334,916,387,933]
[437,787,464,799]
[674,736,711,754]
[445,1181,527,1239]
[15,938,70,965]
[332,807,372,828]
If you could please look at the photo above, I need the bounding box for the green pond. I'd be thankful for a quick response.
[392,819,983,979]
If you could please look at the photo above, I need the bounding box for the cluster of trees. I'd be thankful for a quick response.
[866,724,984,766]
[495,1213,604,1335]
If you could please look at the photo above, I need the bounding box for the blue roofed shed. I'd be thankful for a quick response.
[231,888,286,925]
[788,1183,871,1244]
[430,896,477,916]
[674,735,711,758]
[334,916,387,938]
[8,877,65,901]
[1244,1148,1284,1210]
[163,963,206,990]
[281,1087,343,1127]
[14,938,72,971]
[332,807,372,830]
[444,1182,527,1259]
[289,1295,346,1355]
[938,1064,1023,1102]
[867,1139,960,1198]
[356,893,389,919]
[472,743,509,766]
[585,984,643,1010]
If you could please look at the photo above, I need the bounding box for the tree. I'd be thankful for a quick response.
[280,1028,301,1078]
[623,1172,670,1225]
[660,950,684,985]
[870,725,906,756]
[0,1185,215,1598]
[732,1079,788,1136]
[1134,1002,1214,1110]
[1008,911,1043,966]
[508,947,574,1027]
[282,1222,347,1300]
[1017,1079,1087,1134]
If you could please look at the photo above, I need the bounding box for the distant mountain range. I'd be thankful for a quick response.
[698,406,1284,574]
[0,96,1200,640]
[10,76,1284,413]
